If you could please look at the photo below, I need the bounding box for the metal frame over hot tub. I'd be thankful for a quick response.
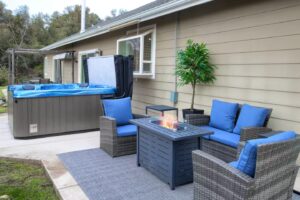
[8,84,115,138]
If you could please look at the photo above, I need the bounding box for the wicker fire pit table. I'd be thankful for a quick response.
[130,118,212,190]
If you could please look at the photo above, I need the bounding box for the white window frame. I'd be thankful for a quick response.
[78,49,100,83]
[116,26,156,79]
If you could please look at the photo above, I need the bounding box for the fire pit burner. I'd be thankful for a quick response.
[150,119,186,131]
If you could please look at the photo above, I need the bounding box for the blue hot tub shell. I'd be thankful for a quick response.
[8,84,116,138]
[8,83,116,99]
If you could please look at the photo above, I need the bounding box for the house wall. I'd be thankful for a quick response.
[44,0,300,132]
[43,56,75,83]
[174,0,300,133]
[61,61,73,83]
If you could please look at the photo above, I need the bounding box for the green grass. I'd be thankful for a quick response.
[0,158,59,200]
[0,107,6,113]
[0,86,7,113]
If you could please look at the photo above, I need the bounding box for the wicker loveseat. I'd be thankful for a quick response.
[99,97,146,157]
[192,131,300,200]
[186,100,272,162]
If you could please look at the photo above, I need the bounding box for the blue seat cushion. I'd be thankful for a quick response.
[209,99,239,132]
[117,125,137,137]
[234,131,296,177]
[200,126,240,148]
[102,97,133,126]
[229,161,238,168]
[233,104,269,134]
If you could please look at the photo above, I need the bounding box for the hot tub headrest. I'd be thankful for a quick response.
[22,85,35,90]
[79,83,89,88]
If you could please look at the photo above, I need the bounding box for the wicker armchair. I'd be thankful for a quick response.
[100,114,146,157]
[192,136,300,200]
[186,113,272,162]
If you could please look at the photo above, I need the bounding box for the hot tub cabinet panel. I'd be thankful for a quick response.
[9,94,102,138]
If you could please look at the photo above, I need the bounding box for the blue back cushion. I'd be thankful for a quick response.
[235,131,296,177]
[22,85,35,90]
[233,104,269,134]
[209,100,239,132]
[102,97,133,126]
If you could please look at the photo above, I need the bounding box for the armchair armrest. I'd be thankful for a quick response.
[99,116,117,137]
[192,150,254,199]
[186,114,210,126]
[240,127,272,141]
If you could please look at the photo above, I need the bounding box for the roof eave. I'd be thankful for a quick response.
[41,0,214,51]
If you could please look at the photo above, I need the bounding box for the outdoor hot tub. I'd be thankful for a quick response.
[8,83,116,138]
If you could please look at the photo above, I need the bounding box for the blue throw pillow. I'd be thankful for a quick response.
[102,97,133,126]
[233,104,269,134]
[209,99,239,132]
[235,131,296,177]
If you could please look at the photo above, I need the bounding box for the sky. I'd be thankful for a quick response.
[2,0,154,19]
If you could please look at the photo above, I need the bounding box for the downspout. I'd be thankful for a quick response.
[133,22,140,84]
[173,12,179,107]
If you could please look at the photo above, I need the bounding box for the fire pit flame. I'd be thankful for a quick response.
[160,115,178,130]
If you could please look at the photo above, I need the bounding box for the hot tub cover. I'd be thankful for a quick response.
[8,84,116,98]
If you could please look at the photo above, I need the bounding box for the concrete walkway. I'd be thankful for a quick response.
[0,113,99,200]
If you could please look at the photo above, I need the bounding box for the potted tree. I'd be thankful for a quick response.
[176,40,216,120]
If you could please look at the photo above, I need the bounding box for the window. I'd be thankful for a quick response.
[117,29,156,78]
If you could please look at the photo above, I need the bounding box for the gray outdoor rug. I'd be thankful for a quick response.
[58,148,193,200]
[58,148,300,200]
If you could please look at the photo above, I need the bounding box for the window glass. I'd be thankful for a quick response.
[118,37,140,72]
[81,53,96,83]
[117,29,155,77]
[143,33,152,61]
[143,63,151,73]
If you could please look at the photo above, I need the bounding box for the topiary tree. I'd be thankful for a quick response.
[176,40,216,111]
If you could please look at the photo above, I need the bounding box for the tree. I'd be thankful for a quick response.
[48,5,102,43]
[176,40,216,110]
[0,0,127,85]
[105,9,127,21]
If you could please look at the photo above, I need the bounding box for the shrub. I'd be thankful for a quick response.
[0,66,8,86]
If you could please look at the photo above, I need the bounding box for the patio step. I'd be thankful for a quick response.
[42,156,89,200]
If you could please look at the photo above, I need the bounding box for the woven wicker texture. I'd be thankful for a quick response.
[192,136,300,200]
[99,114,146,157]
[186,114,272,163]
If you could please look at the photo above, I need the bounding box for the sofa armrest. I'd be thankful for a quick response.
[240,127,272,141]
[186,114,210,126]
[133,113,149,119]
[192,150,254,198]
[99,116,117,137]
